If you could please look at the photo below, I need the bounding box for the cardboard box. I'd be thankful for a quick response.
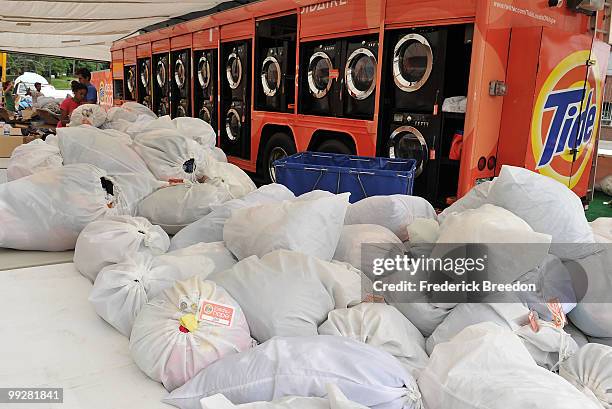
[0,136,25,157]
[9,127,23,136]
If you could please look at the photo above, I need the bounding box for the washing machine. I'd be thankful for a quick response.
[171,49,191,117]
[388,27,448,113]
[343,37,378,119]
[152,53,170,117]
[299,40,343,117]
[193,49,218,131]
[387,112,441,201]
[257,45,292,112]
[123,65,136,101]
[220,40,251,159]
[137,58,152,109]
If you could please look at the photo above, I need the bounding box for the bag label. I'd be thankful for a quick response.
[198,299,235,327]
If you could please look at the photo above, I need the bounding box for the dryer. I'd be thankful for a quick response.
[171,49,191,117]
[124,65,136,101]
[137,57,152,109]
[194,48,217,131]
[220,40,251,159]
[388,27,448,113]
[387,112,441,201]
[153,53,170,117]
[257,45,293,112]
[343,37,378,119]
[299,40,343,117]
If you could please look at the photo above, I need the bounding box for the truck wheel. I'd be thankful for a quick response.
[316,139,353,155]
[262,132,296,183]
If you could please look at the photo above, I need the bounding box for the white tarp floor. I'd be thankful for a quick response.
[0,249,74,271]
[0,263,171,408]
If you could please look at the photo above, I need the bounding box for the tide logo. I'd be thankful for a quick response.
[531,50,603,188]
[99,81,106,100]
[531,50,602,188]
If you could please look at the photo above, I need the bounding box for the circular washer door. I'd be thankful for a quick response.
[199,106,211,123]
[389,126,428,177]
[261,55,281,97]
[225,108,241,141]
[226,51,242,90]
[345,48,377,100]
[127,68,136,94]
[174,58,186,89]
[140,62,149,88]
[308,51,333,99]
[393,33,433,93]
[156,60,167,88]
[197,56,210,89]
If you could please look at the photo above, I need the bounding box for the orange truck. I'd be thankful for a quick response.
[109,0,610,206]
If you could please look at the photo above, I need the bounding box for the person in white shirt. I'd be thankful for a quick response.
[26,82,44,104]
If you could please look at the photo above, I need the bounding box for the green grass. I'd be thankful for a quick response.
[586,191,612,222]
[49,77,75,90]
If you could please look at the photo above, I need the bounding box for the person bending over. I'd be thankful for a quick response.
[57,82,87,128]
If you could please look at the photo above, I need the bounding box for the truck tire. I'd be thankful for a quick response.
[316,139,354,155]
[262,132,297,183]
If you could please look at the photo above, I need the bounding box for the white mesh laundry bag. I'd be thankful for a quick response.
[333,224,406,273]
[418,322,601,409]
[405,218,440,244]
[199,384,368,409]
[69,104,107,127]
[318,303,428,376]
[210,147,227,163]
[488,165,597,260]
[98,128,133,145]
[210,249,363,343]
[133,128,209,182]
[387,301,454,337]
[130,276,253,391]
[137,181,232,234]
[224,193,350,261]
[172,116,216,148]
[433,204,552,284]
[74,215,170,283]
[345,194,437,241]
[425,303,578,370]
[567,247,612,338]
[163,335,423,409]
[204,161,256,199]
[514,253,578,319]
[120,101,157,119]
[591,218,612,243]
[170,184,296,250]
[162,242,237,274]
[57,125,151,175]
[0,164,116,251]
[437,180,493,225]
[57,125,164,215]
[560,343,612,409]
[89,252,217,337]
[7,139,63,181]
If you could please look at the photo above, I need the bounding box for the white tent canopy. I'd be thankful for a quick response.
[0,1,237,61]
